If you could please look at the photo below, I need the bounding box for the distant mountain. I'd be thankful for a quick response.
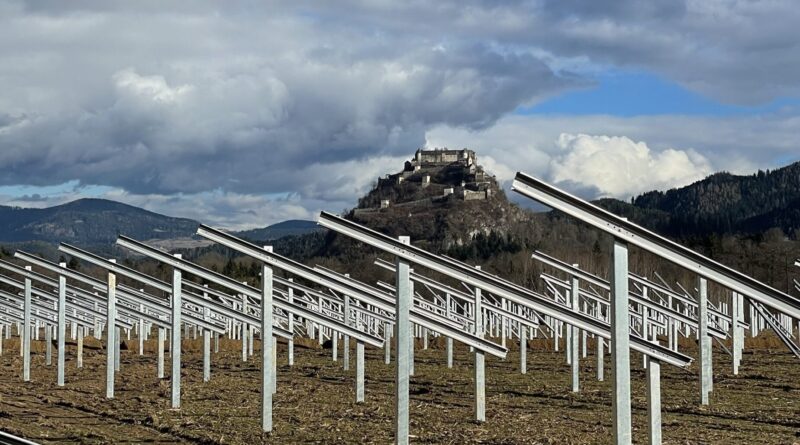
[234,220,322,241]
[594,161,800,239]
[0,198,199,245]
[323,151,800,259]
[2,156,797,259]
[0,198,322,253]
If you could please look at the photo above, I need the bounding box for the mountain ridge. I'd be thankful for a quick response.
[1,157,798,251]
[594,161,800,239]
[0,198,319,246]
[0,198,199,244]
[235,220,322,241]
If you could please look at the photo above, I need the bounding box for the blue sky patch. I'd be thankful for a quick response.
[520,71,800,117]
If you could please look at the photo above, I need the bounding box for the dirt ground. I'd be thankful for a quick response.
[1,333,799,444]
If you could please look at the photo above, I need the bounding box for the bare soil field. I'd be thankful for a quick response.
[1,334,799,444]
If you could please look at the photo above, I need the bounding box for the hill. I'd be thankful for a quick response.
[234,220,322,242]
[344,148,529,252]
[594,161,800,239]
[0,198,320,254]
[304,151,800,298]
[2,152,798,285]
[2,149,796,300]
[0,198,199,245]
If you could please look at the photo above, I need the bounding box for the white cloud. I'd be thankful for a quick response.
[113,69,193,104]
[476,155,516,183]
[426,112,800,202]
[549,133,712,198]
[100,190,316,230]
[0,185,317,230]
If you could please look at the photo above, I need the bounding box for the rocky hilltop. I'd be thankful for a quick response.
[348,148,528,250]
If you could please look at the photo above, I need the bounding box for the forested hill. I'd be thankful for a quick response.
[235,220,323,241]
[0,198,320,249]
[1,156,798,265]
[595,161,800,240]
[0,198,199,244]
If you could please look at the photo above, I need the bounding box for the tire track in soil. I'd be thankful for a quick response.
[0,390,183,444]
[31,393,235,445]
[3,340,800,443]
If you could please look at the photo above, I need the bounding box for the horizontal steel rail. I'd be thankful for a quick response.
[0,273,103,320]
[274,273,394,325]
[317,211,690,367]
[59,244,171,292]
[114,235,382,348]
[513,173,800,319]
[12,253,174,330]
[629,273,737,327]
[0,290,133,329]
[316,267,502,355]
[313,266,466,332]
[540,272,727,339]
[15,251,225,333]
[183,282,300,338]
[195,225,507,358]
[533,251,609,289]
[375,258,541,329]
[0,305,24,323]
[535,250,736,326]
[0,262,137,328]
[0,428,43,445]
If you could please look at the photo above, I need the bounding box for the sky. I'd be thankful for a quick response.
[1,0,800,229]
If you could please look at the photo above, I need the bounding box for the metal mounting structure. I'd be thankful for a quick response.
[513,172,800,319]
[512,172,800,445]
[315,210,696,445]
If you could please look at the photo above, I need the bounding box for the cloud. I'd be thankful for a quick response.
[426,112,800,201]
[99,190,317,231]
[11,193,49,203]
[0,3,576,201]
[549,133,712,198]
[113,69,193,104]
[1,1,800,226]
[312,0,800,104]
[0,185,318,231]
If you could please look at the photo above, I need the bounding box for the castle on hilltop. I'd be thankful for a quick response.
[356,148,496,212]
[412,148,476,166]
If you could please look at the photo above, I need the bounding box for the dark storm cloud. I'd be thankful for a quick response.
[0,1,577,198]
[309,0,800,104]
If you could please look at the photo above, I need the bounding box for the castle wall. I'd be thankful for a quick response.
[462,189,488,201]
[415,148,475,166]
[420,151,459,164]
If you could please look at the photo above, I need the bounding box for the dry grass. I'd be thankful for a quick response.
[0,332,799,444]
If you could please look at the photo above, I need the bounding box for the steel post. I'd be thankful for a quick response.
[106,266,116,398]
[171,254,182,409]
[698,277,711,405]
[611,240,632,445]
[57,263,66,386]
[23,266,31,382]
[394,236,411,445]
[261,246,274,432]
[570,274,580,392]
[647,358,662,445]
